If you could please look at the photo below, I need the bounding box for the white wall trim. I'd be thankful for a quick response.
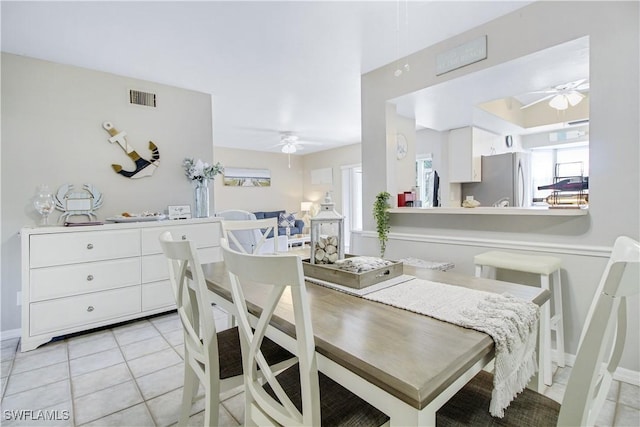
[555,351,639,387]
[0,328,21,341]
[352,230,612,258]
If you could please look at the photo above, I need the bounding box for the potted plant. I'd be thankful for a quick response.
[373,191,391,257]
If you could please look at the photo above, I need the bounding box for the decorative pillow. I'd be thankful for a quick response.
[278,212,296,228]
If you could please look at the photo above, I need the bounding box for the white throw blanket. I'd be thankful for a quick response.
[364,278,539,418]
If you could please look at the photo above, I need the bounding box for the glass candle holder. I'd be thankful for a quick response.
[33,184,56,226]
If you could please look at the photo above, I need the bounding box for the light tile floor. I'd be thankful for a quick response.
[2,307,639,426]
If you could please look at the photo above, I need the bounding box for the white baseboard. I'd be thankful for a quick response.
[553,350,639,386]
[0,328,21,341]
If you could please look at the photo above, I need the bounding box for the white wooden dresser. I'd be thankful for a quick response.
[20,217,221,351]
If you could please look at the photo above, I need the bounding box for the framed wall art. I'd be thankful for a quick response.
[223,167,271,187]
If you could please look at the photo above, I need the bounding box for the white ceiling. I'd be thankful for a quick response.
[392,36,590,135]
[1,0,547,155]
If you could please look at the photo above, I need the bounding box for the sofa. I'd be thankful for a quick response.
[252,210,305,237]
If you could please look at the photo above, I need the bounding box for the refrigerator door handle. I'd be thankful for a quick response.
[517,159,525,206]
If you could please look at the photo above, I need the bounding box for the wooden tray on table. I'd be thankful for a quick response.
[301,254,403,290]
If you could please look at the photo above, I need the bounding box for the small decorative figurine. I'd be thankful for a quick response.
[102,121,160,178]
[55,184,103,222]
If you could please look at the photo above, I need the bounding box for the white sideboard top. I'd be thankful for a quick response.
[21,216,222,235]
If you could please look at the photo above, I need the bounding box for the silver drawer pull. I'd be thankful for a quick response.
[87,306,95,312]
[87,243,94,250]
[86,275,94,281]
[181,235,187,240]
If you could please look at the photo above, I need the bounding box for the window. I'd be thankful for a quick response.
[531,143,589,203]
[416,155,437,207]
[341,165,362,250]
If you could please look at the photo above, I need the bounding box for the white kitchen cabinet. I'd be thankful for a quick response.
[20,218,221,351]
[448,126,497,183]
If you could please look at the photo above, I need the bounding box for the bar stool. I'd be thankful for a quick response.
[474,251,565,387]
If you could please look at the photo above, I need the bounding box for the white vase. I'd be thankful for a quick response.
[193,179,210,218]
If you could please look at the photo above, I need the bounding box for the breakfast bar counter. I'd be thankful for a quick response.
[389,206,588,216]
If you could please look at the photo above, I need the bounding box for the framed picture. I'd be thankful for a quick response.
[168,205,192,220]
[223,167,271,187]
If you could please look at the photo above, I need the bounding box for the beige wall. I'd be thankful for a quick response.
[212,146,304,215]
[1,53,215,331]
[301,143,361,215]
[0,53,357,333]
[361,1,639,245]
[357,1,640,372]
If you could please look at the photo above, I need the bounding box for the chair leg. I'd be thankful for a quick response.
[179,361,199,426]
[553,269,566,367]
[204,360,221,427]
[244,388,259,427]
[541,273,553,386]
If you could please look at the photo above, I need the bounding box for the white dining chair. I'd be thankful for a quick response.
[219,209,288,254]
[221,239,391,426]
[158,231,294,426]
[436,235,640,427]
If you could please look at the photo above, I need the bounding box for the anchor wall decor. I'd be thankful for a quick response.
[102,121,160,178]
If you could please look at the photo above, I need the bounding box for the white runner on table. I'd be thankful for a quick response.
[307,275,539,418]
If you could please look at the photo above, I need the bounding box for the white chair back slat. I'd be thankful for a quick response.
[158,231,220,392]
[219,209,284,254]
[558,236,639,427]
[223,218,279,254]
[222,240,321,426]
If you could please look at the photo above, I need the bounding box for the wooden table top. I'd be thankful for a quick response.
[200,261,549,410]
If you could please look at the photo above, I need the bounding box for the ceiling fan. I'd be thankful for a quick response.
[274,133,322,167]
[520,79,589,111]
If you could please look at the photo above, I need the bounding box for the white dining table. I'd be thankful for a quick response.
[199,261,549,426]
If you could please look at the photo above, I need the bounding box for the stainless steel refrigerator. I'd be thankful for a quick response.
[461,152,531,207]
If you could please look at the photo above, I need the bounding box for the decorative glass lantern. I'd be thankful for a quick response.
[310,192,345,264]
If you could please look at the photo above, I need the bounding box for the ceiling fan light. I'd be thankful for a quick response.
[566,91,585,106]
[281,143,296,154]
[549,94,569,110]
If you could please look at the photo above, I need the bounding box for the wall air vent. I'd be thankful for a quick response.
[129,90,156,107]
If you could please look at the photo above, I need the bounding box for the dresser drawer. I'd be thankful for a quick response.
[30,258,141,302]
[142,223,220,255]
[29,286,141,336]
[30,229,140,268]
[141,247,222,283]
[141,280,175,311]
[142,254,169,283]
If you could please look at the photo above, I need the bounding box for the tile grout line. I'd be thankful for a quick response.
[116,321,159,427]
[0,340,18,403]
[611,379,622,427]
[62,339,78,427]
[72,326,147,426]
[69,316,187,426]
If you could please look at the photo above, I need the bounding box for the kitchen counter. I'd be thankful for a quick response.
[389,206,588,216]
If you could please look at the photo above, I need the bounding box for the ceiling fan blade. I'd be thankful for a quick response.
[568,78,588,88]
[520,94,555,109]
[234,125,284,134]
[526,90,558,94]
[576,82,590,91]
